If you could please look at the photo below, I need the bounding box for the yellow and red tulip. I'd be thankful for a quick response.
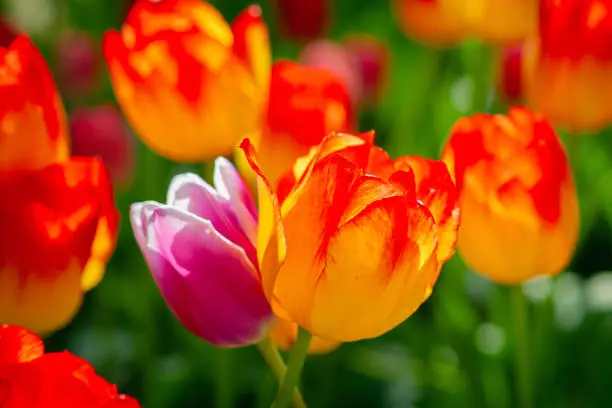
[0,36,119,334]
[442,107,579,284]
[103,0,270,161]
[524,0,612,132]
[242,132,459,342]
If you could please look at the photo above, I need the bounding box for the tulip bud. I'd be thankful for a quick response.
[56,31,100,98]
[241,132,459,342]
[524,0,612,132]
[104,0,270,161]
[442,107,579,284]
[274,0,329,41]
[69,105,136,188]
[130,158,275,347]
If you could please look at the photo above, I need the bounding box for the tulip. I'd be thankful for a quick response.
[439,0,537,44]
[56,31,101,98]
[241,132,460,342]
[524,0,612,132]
[0,324,140,406]
[393,0,464,45]
[104,0,270,161]
[130,158,276,347]
[248,60,354,187]
[69,105,136,187]
[496,44,524,103]
[0,36,119,334]
[274,0,329,41]
[442,107,579,284]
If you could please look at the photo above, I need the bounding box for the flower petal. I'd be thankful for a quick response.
[167,172,257,265]
[0,325,44,365]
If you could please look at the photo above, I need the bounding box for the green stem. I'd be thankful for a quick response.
[256,338,307,408]
[273,328,312,408]
[511,285,533,408]
[215,349,233,408]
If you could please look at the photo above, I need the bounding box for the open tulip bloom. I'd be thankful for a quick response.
[130,131,459,406]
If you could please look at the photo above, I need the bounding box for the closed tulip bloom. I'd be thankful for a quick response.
[343,35,390,107]
[104,0,270,161]
[439,0,537,44]
[130,158,275,347]
[242,132,459,342]
[56,31,101,98]
[252,60,354,187]
[0,325,140,407]
[0,36,119,334]
[442,107,579,284]
[524,0,612,132]
[393,0,464,45]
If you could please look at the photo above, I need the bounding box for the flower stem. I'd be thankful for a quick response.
[256,338,307,408]
[511,285,533,408]
[273,328,312,408]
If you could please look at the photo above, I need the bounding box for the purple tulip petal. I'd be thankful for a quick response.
[213,157,258,242]
[166,173,257,266]
[142,206,273,347]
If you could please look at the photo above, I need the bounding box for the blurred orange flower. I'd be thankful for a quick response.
[394,0,464,45]
[0,324,140,407]
[524,0,612,132]
[242,132,459,342]
[104,0,270,161]
[0,36,119,334]
[442,107,579,284]
[439,0,537,44]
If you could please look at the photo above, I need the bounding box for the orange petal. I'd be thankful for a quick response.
[394,156,460,263]
[0,35,69,172]
[0,325,44,365]
[270,319,340,355]
[239,138,286,299]
[0,158,117,334]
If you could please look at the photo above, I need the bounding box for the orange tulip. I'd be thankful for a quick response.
[439,0,537,44]
[393,0,464,45]
[0,36,119,334]
[251,60,354,186]
[524,0,612,132]
[242,132,459,342]
[442,107,579,284]
[104,0,270,161]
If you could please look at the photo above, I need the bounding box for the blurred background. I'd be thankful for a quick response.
[3,0,612,407]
